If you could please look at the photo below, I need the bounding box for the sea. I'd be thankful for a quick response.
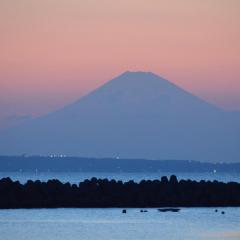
[0,171,239,184]
[0,171,240,240]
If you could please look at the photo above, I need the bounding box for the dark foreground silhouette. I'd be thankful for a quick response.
[0,176,240,209]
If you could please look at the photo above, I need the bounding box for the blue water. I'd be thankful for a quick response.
[0,208,239,240]
[0,172,240,240]
[0,171,239,183]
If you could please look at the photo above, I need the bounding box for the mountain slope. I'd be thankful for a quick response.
[0,71,239,162]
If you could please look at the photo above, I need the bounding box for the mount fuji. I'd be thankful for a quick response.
[0,71,239,162]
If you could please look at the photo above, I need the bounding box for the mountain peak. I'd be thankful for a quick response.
[88,70,189,103]
[121,70,157,76]
[101,71,173,92]
[1,71,238,162]
[116,71,167,82]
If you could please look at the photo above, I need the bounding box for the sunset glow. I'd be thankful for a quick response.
[0,0,240,121]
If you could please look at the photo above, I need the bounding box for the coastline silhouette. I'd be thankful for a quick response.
[0,175,239,209]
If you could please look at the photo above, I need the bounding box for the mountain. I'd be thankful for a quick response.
[0,71,239,162]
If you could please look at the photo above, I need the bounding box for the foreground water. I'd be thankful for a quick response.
[0,171,239,183]
[0,208,240,240]
[1,172,239,240]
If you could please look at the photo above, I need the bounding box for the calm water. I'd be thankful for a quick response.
[1,172,239,240]
[0,171,239,183]
[0,208,240,240]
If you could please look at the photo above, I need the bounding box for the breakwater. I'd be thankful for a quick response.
[0,176,240,208]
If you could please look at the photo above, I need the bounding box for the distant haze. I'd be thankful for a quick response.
[0,71,239,162]
[0,0,240,126]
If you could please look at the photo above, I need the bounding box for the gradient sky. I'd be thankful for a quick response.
[0,0,240,127]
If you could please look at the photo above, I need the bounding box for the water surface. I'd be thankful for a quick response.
[0,208,239,240]
[0,171,239,183]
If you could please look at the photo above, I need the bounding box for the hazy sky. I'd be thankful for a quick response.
[0,0,240,123]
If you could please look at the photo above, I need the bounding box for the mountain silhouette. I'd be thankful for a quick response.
[0,71,239,162]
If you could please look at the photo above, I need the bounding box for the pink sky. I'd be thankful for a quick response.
[0,0,240,125]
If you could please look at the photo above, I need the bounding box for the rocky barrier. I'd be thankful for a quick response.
[0,176,240,209]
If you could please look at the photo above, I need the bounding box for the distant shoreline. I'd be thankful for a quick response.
[1,156,240,173]
[1,175,240,209]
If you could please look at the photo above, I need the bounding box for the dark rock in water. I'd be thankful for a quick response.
[169,175,178,184]
[215,209,218,212]
[0,176,240,209]
[158,208,181,212]
[122,209,127,214]
[161,176,168,184]
[143,210,148,212]
[140,210,144,213]
[221,211,225,214]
